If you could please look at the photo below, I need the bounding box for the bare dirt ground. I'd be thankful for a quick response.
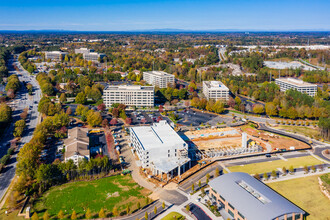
[241,126,310,151]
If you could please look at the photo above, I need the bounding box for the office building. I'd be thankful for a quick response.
[275,78,317,96]
[130,120,191,181]
[64,127,90,165]
[83,52,106,62]
[209,172,305,220]
[103,85,154,108]
[44,51,68,61]
[143,71,175,88]
[74,48,94,54]
[203,81,230,100]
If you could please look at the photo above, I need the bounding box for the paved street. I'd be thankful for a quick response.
[0,56,41,202]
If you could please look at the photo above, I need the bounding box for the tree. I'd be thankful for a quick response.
[154,206,157,215]
[126,204,130,214]
[87,110,102,127]
[101,119,109,128]
[263,172,268,180]
[282,167,287,175]
[145,212,148,220]
[215,167,220,177]
[186,204,190,212]
[0,103,12,123]
[253,104,265,114]
[235,96,241,106]
[43,211,50,220]
[206,173,210,184]
[110,118,117,126]
[137,202,141,210]
[254,173,261,180]
[31,212,39,220]
[271,170,277,179]
[213,100,225,114]
[162,202,165,209]
[58,210,64,220]
[99,208,106,218]
[76,92,87,104]
[97,103,106,111]
[112,207,118,217]
[289,166,294,173]
[311,165,316,172]
[59,93,67,103]
[198,180,201,188]
[191,183,195,192]
[303,165,309,174]
[265,102,278,116]
[71,210,77,220]
[125,117,132,125]
[85,208,92,219]
[66,107,72,115]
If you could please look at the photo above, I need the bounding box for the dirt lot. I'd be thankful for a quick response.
[241,125,310,151]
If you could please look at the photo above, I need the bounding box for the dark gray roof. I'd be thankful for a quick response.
[209,172,304,220]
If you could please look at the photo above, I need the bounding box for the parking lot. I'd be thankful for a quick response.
[176,109,232,127]
[128,110,172,125]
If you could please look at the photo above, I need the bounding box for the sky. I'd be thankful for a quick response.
[0,0,329,31]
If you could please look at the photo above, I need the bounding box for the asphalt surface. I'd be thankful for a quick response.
[0,56,41,202]
[189,203,212,220]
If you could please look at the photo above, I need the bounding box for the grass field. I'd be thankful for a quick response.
[161,212,185,220]
[268,175,330,220]
[33,175,150,218]
[276,125,320,139]
[228,156,323,174]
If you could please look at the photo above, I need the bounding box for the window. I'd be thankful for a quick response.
[238,212,245,219]
[295,214,301,220]
[228,202,234,210]
[228,209,234,218]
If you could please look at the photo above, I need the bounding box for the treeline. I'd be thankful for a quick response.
[302,70,329,83]
[0,103,12,131]
[0,47,10,81]
[318,117,330,141]
[15,108,111,196]
[18,51,37,73]
[190,97,225,114]
[36,72,54,96]
[5,74,21,98]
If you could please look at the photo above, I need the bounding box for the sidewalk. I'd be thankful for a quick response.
[264,167,329,183]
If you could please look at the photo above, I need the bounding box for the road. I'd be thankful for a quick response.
[0,56,41,202]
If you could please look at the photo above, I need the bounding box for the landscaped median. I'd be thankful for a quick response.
[227,156,324,174]
[32,174,151,219]
[161,211,185,220]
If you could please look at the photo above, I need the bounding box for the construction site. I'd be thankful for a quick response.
[182,127,263,159]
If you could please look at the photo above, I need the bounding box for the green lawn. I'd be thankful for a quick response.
[276,125,320,139]
[228,156,323,174]
[268,175,330,220]
[161,212,185,220]
[33,175,150,218]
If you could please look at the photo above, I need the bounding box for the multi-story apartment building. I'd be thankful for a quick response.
[203,81,230,100]
[103,85,154,108]
[130,120,191,180]
[209,172,305,220]
[44,51,68,61]
[143,71,175,88]
[275,78,317,96]
[74,48,95,54]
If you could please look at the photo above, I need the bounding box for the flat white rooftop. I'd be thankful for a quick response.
[204,81,229,90]
[104,85,154,91]
[131,120,186,151]
[275,78,317,87]
[144,71,173,77]
[44,51,68,54]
